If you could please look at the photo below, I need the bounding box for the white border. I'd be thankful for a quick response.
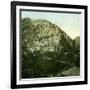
[16,5,85,85]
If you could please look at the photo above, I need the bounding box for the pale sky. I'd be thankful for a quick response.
[21,10,81,39]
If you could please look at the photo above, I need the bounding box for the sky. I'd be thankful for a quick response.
[21,10,81,39]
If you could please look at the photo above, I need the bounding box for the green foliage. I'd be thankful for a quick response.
[21,18,31,30]
[21,18,80,78]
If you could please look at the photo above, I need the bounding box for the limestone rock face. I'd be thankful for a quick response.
[22,18,72,53]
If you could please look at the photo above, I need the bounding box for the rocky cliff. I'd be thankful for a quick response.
[21,18,80,78]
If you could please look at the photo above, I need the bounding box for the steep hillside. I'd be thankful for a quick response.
[21,18,80,78]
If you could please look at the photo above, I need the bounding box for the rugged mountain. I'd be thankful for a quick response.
[74,36,80,44]
[73,36,80,50]
[22,18,72,53]
[21,18,80,78]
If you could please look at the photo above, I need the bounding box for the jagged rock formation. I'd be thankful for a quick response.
[22,18,72,52]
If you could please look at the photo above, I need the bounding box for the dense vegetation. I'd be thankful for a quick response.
[21,18,80,78]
